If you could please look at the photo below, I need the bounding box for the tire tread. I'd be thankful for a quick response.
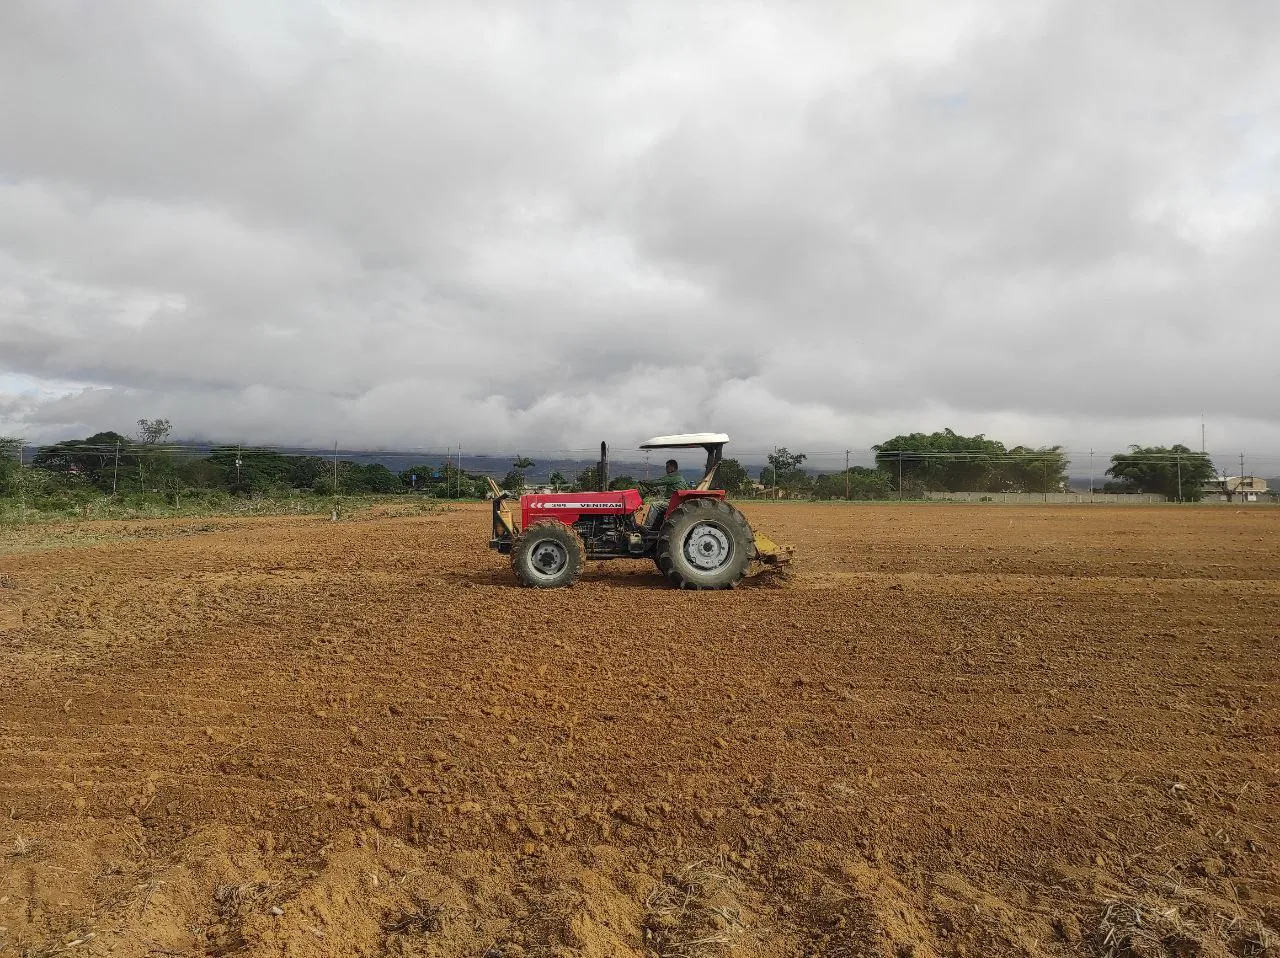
[655,497,753,590]
[511,520,586,588]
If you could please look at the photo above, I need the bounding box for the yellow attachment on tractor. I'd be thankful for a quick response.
[752,532,794,567]
[486,477,521,538]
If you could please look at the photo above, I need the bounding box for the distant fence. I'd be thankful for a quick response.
[4,437,1277,504]
[922,491,1279,505]
[924,491,1167,504]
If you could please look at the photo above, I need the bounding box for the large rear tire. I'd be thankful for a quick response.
[655,498,753,590]
[512,520,586,588]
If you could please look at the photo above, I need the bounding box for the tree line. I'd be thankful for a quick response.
[868,431,1225,501]
[0,423,1243,504]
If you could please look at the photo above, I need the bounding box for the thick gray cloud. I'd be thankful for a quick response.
[1,0,1278,469]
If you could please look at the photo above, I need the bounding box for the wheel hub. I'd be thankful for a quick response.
[685,522,731,570]
[530,541,568,577]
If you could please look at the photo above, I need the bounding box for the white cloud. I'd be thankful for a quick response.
[1,0,1278,471]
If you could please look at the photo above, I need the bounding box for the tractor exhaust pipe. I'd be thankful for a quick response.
[599,441,609,492]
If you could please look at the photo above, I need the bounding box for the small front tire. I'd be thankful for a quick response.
[511,520,586,588]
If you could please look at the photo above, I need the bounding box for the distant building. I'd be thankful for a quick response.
[745,480,785,499]
[1203,476,1269,502]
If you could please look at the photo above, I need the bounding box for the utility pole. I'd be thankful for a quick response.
[235,443,242,487]
[456,445,462,498]
[1176,452,1182,503]
[1088,448,1094,503]
[333,441,339,494]
[897,451,903,500]
[112,440,120,494]
[1043,457,1049,502]
[1240,452,1246,496]
[845,449,850,500]
[1201,412,1205,454]
[17,441,25,524]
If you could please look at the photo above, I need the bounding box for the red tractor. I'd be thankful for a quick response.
[487,434,792,589]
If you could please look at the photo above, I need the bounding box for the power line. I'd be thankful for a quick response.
[13,438,1280,473]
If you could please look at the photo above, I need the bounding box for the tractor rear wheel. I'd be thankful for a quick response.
[511,520,586,588]
[655,498,753,589]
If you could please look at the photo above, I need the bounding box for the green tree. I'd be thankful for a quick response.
[341,462,400,493]
[311,461,396,495]
[135,418,172,444]
[760,448,808,492]
[874,429,1009,492]
[0,437,21,494]
[132,418,176,491]
[422,460,480,498]
[450,474,484,499]
[999,446,1069,493]
[399,464,436,491]
[608,474,639,491]
[501,455,537,493]
[32,431,133,491]
[287,456,330,491]
[177,456,226,491]
[549,471,567,491]
[574,465,601,491]
[1106,445,1216,501]
[813,467,896,500]
[713,458,749,495]
[207,446,293,494]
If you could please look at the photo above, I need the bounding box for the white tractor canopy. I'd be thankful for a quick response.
[640,434,730,490]
[639,433,730,449]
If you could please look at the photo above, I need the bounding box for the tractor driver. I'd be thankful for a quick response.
[641,459,689,527]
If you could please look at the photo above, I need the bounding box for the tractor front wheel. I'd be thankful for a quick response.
[511,520,586,588]
[655,498,753,589]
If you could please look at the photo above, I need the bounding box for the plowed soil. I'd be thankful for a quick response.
[1,503,1277,958]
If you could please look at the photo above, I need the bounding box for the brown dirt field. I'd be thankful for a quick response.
[1,503,1277,958]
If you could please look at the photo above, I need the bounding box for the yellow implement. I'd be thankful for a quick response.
[486,477,521,539]
[752,531,794,567]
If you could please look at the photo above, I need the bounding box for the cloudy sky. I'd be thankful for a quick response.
[1,0,1278,469]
